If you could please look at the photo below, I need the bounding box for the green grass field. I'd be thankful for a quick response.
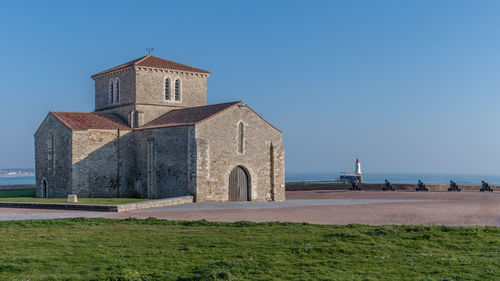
[0,188,37,197]
[0,218,498,280]
[0,189,147,205]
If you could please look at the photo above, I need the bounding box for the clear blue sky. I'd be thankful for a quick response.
[1,0,500,174]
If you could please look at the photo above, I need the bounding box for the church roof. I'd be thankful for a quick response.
[49,102,280,132]
[139,101,242,130]
[92,55,211,77]
[50,111,131,131]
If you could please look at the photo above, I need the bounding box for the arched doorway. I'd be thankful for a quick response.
[229,166,249,201]
[41,179,48,198]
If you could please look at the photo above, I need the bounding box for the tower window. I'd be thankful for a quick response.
[165,78,171,100]
[238,122,244,153]
[174,78,181,101]
[109,80,114,104]
[115,79,120,102]
[109,78,119,104]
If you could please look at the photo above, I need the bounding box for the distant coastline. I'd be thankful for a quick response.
[0,174,35,178]
[0,169,35,178]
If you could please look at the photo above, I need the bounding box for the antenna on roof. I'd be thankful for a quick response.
[146,48,154,55]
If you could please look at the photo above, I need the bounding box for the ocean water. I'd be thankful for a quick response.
[286,172,500,185]
[3,174,500,186]
[0,176,36,186]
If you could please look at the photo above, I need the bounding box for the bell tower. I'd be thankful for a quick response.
[91,55,210,127]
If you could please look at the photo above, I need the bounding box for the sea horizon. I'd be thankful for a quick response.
[3,173,500,186]
[0,176,36,186]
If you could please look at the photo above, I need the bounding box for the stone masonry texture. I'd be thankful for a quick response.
[195,106,285,202]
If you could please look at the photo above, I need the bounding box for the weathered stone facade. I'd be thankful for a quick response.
[34,115,73,198]
[34,55,285,202]
[195,106,285,202]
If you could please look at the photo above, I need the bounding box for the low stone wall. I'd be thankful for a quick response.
[117,196,194,212]
[286,183,499,192]
[0,202,118,212]
[0,196,194,213]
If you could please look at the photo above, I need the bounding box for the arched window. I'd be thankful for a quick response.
[165,78,171,100]
[174,78,181,101]
[115,79,120,102]
[42,178,48,198]
[109,80,114,104]
[237,122,244,153]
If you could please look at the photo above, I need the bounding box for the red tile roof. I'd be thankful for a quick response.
[92,55,211,77]
[51,111,131,131]
[50,102,281,133]
[139,102,242,130]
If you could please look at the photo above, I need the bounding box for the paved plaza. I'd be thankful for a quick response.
[0,190,498,226]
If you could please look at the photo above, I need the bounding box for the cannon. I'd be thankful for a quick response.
[349,178,361,191]
[382,179,395,191]
[415,180,429,192]
[448,180,461,192]
[480,181,493,192]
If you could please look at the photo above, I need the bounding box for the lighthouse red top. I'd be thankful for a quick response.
[356,158,360,164]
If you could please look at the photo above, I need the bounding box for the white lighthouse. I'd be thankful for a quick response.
[339,158,364,184]
[355,158,362,175]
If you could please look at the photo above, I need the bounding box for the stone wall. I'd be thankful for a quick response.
[94,68,136,111]
[286,183,500,192]
[135,104,177,126]
[135,68,207,108]
[134,126,194,199]
[34,114,73,197]
[94,104,135,126]
[71,129,133,197]
[195,105,285,202]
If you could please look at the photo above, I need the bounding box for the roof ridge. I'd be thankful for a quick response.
[134,55,151,65]
[193,102,241,125]
[139,101,242,130]
[141,55,209,73]
[170,101,241,112]
[149,101,241,124]
[92,55,211,77]
[50,110,92,113]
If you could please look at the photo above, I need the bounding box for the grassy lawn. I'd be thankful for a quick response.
[0,189,147,205]
[0,188,36,198]
[0,219,497,280]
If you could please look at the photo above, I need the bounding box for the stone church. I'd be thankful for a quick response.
[34,55,285,202]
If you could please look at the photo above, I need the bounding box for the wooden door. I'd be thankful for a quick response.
[229,166,249,201]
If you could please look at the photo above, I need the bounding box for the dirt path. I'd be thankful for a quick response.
[0,190,497,225]
[103,190,500,226]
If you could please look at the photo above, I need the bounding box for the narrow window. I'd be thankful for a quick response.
[238,122,244,153]
[42,178,48,198]
[165,78,171,100]
[115,79,120,102]
[270,144,274,200]
[174,78,181,101]
[48,133,54,172]
[109,80,114,104]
